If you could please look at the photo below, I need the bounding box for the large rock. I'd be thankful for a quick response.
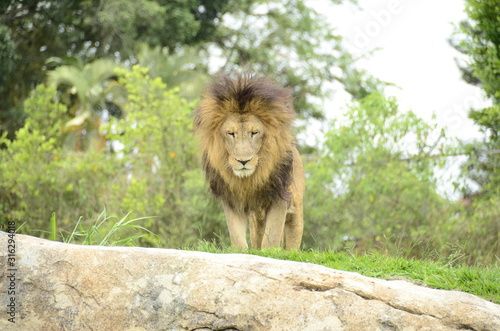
[0,232,499,330]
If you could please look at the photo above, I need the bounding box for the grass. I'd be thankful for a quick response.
[49,209,154,246]
[187,242,500,304]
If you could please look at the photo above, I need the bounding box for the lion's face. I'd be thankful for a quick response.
[221,113,265,178]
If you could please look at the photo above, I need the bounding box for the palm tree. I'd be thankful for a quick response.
[47,58,126,151]
[135,43,209,101]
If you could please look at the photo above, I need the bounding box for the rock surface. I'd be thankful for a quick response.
[0,232,499,330]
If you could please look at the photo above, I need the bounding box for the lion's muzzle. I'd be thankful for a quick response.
[230,156,258,178]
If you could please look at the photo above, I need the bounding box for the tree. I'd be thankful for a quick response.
[102,66,224,246]
[450,0,500,198]
[1,0,379,140]
[135,43,210,101]
[0,66,224,246]
[304,93,449,255]
[447,1,500,264]
[47,58,125,151]
[0,0,229,138]
[205,0,381,120]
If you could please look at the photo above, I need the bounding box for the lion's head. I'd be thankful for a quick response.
[194,75,295,204]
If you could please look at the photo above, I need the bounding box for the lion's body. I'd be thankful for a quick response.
[194,75,305,249]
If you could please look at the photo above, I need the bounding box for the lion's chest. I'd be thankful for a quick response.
[222,181,275,212]
[205,153,293,212]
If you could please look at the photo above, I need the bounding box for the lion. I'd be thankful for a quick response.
[194,75,305,250]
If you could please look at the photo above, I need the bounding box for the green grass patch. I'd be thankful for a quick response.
[187,242,500,304]
[48,209,155,246]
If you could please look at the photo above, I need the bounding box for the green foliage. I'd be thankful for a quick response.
[47,58,126,151]
[301,92,498,265]
[59,209,154,246]
[0,24,16,87]
[1,0,376,145]
[442,197,500,266]
[451,0,500,198]
[0,85,69,230]
[304,93,450,255]
[452,0,500,103]
[102,65,225,246]
[94,0,229,54]
[0,0,228,136]
[448,1,500,259]
[210,0,381,119]
[135,43,210,101]
[0,64,225,247]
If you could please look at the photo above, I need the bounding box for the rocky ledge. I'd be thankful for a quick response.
[0,232,499,330]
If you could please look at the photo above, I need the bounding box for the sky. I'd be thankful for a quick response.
[311,0,489,141]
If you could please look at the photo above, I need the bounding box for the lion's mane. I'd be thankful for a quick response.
[194,75,296,211]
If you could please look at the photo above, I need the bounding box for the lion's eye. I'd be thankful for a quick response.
[251,131,259,136]
[228,132,235,137]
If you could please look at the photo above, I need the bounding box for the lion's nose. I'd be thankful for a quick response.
[238,158,252,166]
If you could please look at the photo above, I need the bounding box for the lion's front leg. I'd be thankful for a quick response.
[249,211,265,249]
[261,199,288,249]
[222,202,248,249]
[285,204,303,250]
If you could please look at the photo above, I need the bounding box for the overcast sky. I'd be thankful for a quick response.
[312,0,489,141]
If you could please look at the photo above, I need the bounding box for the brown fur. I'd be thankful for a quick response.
[194,75,305,249]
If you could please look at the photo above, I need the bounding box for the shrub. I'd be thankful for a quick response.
[102,65,225,246]
[0,66,225,246]
[303,93,450,257]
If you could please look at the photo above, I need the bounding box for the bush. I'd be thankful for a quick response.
[303,93,451,256]
[0,66,225,246]
[440,198,500,266]
[102,66,225,246]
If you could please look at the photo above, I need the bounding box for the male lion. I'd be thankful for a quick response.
[194,75,305,250]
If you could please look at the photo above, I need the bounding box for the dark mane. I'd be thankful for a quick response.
[204,151,294,211]
[207,74,293,113]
